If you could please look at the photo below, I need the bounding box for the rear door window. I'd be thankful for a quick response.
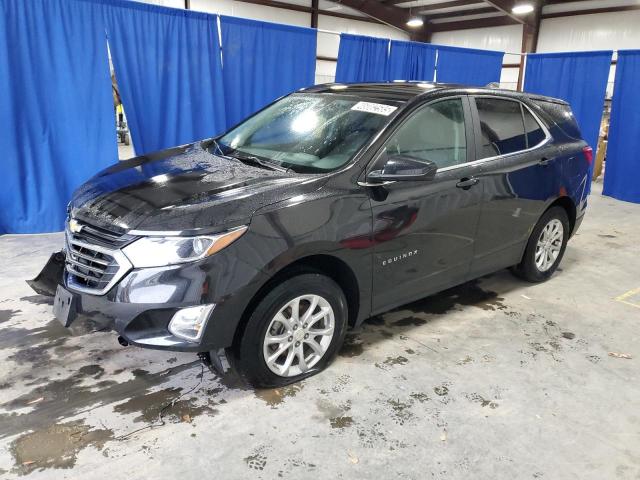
[475,98,527,159]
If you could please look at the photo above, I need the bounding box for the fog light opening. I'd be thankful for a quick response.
[168,304,215,342]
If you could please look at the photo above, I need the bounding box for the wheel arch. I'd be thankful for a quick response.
[232,254,363,348]
[547,196,577,234]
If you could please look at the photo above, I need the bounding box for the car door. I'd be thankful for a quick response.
[366,96,485,313]
[468,96,557,278]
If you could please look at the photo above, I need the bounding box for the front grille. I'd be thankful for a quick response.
[65,220,134,295]
[70,222,136,249]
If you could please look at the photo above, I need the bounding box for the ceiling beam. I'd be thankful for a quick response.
[382,0,422,4]
[425,6,498,21]
[430,14,518,32]
[517,2,541,90]
[335,0,432,41]
[311,0,319,28]
[418,0,484,12]
[482,0,538,25]
[544,0,594,4]
[541,4,640,19]
[232,0,385,26]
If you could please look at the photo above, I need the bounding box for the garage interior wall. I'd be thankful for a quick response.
[128,1,640,92]
[433,10,640,94]
[431,25,523,90]
[142,0,409,84]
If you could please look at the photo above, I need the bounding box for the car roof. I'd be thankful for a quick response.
[303,81,568,106]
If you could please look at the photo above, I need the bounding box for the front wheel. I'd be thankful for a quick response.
[229,273,348,388]
[512,206,570,282]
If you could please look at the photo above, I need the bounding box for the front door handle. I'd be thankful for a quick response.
[456,177,479,190]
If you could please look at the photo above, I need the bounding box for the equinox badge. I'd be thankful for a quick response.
[382,249,419,266]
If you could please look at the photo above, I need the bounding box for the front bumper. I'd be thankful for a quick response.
[29,250,267,352]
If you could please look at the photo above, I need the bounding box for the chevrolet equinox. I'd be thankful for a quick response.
[30,82,591,387]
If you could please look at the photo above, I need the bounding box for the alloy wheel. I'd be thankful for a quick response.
[535,218,564,272]
[262,294,335,377]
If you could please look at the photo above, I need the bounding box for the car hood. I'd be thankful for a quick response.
[70,141,317,233]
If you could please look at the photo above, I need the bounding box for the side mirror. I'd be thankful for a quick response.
[368,154,438,182]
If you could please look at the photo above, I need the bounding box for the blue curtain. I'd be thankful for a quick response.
[0,0,117,234]
[388,40,437,82]
[436,45,504,86]
[220,16,316,128]
[335,33,389,83]
[603,50,640,204]
[103,1,226,155]
[524,51,612,162]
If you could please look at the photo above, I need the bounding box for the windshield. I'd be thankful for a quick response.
[217,93,398,173]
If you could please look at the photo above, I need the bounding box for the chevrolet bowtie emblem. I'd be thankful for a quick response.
[69,219,83,234]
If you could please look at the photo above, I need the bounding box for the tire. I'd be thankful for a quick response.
[228,273,348,388]
[512,206,570,283]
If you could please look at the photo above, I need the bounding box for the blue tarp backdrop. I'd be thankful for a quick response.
[104,1,226,155]
[388,40,437,82]
[603,50,640,204]
[220,16,317,128]
[436,45,504,86]
[335,33,389,83]
[524,50,612,188]
[0,0,117,234]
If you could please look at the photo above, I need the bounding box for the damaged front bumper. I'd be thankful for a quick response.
[27,250,262,353]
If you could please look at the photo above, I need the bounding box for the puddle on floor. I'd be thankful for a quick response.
[254,383,304,408]
[402,280,507,314]
[0,362,200,440]
[10,420,113,475]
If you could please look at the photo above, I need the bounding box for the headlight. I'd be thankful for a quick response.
[123,226,247,268]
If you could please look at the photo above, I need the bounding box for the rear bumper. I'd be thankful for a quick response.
[571,212,585,238]
[29,250,267,352]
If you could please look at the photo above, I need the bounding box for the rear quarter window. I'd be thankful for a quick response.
[531,100,583,140]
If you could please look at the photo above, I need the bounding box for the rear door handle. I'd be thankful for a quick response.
[539,157,550,166]
[456,177,479,189]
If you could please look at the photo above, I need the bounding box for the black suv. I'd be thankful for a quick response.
[31,82,591,387]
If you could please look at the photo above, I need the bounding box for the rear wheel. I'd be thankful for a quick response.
[229,273,348,388]
[512,206,569,282]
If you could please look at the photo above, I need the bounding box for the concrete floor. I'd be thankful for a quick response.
[0,181,638,479]
[117,142,135,161]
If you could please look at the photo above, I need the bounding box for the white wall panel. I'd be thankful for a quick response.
[432,25,523,90]
[316,15,408,83]
[431,24,523,65]
[315,59,337,84]
[318,0,367,18]
[143,0,186,8]
[500,67,520,91]
[317,15,408,42]
[537,11,640,53]
[190,0,310,26]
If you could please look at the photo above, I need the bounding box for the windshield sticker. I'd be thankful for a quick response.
[351,102,398,116]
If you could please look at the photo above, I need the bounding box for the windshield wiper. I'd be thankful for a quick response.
[229,151,288,173]
[210,138,225,156]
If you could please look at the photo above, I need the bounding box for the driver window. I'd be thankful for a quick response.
[385,98,467,169]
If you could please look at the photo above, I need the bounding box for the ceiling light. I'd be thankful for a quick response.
[406,16,424,28]
[512,4,534,15]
